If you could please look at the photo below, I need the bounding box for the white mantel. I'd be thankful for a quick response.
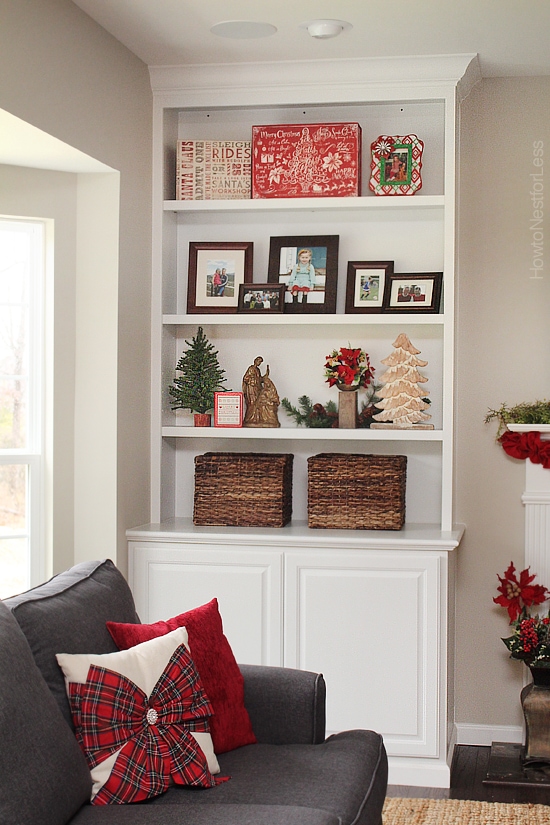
[518,428,550,583]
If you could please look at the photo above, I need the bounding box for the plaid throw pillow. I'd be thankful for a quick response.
[57,626,225,805]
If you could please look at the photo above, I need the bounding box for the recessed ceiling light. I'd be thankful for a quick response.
[210,21,277,40]
[299,19,352,39]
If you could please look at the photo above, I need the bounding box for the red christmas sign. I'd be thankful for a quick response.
[252,123,361,199]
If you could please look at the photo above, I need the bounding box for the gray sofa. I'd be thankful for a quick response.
[1,559,388,825]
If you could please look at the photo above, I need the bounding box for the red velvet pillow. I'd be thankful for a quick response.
[106,599,256,754]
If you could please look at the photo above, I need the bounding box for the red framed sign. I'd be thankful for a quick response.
[214,392,243,427]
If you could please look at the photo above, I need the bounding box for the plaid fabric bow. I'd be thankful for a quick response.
[69,644,220,805]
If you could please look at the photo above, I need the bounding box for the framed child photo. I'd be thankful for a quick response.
[267,234,339,314]
[383,272,443,313]
[237,283,285,313]
[187,241,253,314]
[345,261,394,314]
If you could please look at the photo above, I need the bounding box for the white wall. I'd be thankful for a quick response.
[456,76,550,733]
[0,0,152,575]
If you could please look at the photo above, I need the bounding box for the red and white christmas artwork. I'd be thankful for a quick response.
[252,123,361,199]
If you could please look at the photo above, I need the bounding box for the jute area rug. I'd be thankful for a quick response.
[383,797,550,824]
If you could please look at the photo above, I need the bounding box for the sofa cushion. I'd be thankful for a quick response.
[5,559,140,728]
[107,598,256,754]
[146,731,388,825]
[57,627,222,805]
[0,600,91,825]
[70,803,340,824]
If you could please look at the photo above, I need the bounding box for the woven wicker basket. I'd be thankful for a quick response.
[307,453,407,530]
[194,452,293,528]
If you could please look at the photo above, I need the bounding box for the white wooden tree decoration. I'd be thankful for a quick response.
[371,333,433,429]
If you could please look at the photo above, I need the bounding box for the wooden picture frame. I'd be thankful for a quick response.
[383,272,443,313]
[237,283,285,313]
[187,241,253,314]
[267,235,339,314]
[345,261,394,313]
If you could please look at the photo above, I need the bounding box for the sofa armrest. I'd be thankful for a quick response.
[239,664,326,745]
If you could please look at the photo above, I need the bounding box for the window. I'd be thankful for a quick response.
[0,218,45,598]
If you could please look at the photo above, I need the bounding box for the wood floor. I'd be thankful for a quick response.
[386,745,550,804]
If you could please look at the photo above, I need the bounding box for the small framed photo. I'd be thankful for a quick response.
[369,134,424,196]
[237,283,285,313]
[383,272,443,313]
[345,261,394,314]
[187,241,253,314]
[214,391,243,427]
[267,235,339,314]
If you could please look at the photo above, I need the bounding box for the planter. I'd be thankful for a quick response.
[194,413,211,427]
[521,666,550,764]
[337,385,358,429]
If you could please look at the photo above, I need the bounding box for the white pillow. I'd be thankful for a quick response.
[57,626,221,805]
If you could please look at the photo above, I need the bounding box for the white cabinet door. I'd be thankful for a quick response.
[284,549,445,758]
[129,541,283,666]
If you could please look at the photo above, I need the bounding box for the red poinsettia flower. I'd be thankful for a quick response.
[338,347,361,368]
[494,562,549,623]
[336,364,356,385]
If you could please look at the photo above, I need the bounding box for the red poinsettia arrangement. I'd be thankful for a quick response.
[495,562,550,665]
[324,346,374,389]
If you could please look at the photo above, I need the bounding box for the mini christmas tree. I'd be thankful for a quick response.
[169,326,227,415]
[371,332,433,429]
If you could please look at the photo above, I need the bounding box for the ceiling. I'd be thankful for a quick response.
[70,0,550,77]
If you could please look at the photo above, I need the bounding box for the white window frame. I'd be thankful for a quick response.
[0,217,47,591]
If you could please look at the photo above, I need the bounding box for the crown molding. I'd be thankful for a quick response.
[149,53,481,107]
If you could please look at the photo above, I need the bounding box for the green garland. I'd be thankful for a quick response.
[282,386,382,429]
[281,396,338,428]
[485,400,550,436]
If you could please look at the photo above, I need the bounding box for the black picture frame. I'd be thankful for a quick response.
[187,241,253,314]
[345,261,394,314]
[237,283,285,313]
[267,235,339,314]
[383,272,443,313]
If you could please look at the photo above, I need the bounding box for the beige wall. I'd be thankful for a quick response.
[0,0,152,575]
[456,77,550,730]
[1,1,549,733]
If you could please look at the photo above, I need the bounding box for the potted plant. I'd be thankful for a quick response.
[324,345,375,429]
[169,327,227,426]
[494,562,550,762]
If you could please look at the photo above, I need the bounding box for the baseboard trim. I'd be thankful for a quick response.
[387,757,451,788]
[454,723,523,746]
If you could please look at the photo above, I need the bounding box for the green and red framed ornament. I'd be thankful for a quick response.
[369,134,424,196]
